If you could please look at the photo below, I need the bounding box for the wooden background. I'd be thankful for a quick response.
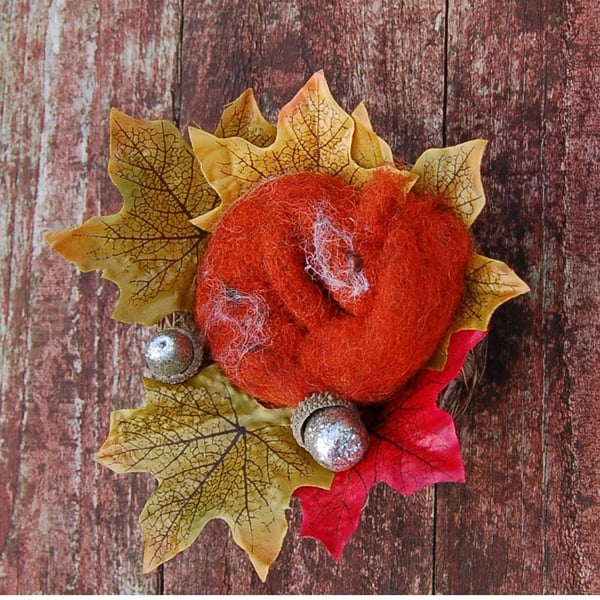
[1,0,598,594]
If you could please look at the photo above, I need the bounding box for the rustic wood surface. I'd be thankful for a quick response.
[1,0,598,594]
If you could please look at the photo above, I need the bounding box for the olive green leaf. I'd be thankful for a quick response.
[96,365,333,581]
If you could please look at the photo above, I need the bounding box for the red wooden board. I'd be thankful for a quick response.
[1,0,598,593]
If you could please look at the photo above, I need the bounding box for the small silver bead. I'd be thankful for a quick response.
[144,327,203,384]
[291,393,369,472]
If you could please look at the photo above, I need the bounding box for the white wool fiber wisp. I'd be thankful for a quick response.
[204,285,270,370]
[305,205,369,302]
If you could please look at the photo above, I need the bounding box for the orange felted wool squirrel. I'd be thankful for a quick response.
[195,169,473,409]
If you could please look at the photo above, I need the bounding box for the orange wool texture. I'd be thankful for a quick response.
[195,171,474,408]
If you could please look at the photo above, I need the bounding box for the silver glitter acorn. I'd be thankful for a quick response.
[144,327,203,384]
[291,393,369,472]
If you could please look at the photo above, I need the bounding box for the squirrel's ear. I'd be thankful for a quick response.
[357,169,417,235]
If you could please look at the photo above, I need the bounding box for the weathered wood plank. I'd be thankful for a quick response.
[163,0,446,593]
[548,0,600,591]
[435,0,552,591]
[1,0,598,594]
[435,0,599,593]
[0,0,181,593]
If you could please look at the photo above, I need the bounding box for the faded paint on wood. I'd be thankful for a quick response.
[436,0,561,593]
[0,0,180,594]
[435,0,600,593]
[1,0,598,594]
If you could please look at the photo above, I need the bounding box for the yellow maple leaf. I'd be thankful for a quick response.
[427,254,530,369]
[44,110,216,325]
[459,254,531,329]
[410,139,488,228]
[349,102,394,168]
[44,90,276,326]
[189,70,414,232]
[215,87,277,145]
[96,364,332,581]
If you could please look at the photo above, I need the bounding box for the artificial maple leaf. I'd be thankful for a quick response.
[189,70,415,231]
[295,329,487,560]
[96,365,332,581]
[44,90,276,326]
[427,253,529,370]
[350,102,394,168]
[410,139,488,228]
[214,87,277,146]
[44,110,218,325]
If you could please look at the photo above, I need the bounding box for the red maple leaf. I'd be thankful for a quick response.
[294,329,488,559]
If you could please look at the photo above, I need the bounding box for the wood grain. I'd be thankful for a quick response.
[1,0,598,594]
[548,0,600,590]
[435,0,558,593]
[0,0,180,593]
[435,0,600,593]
